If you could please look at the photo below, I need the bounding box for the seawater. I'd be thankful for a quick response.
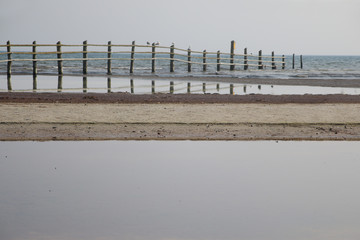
[1,53,360,79]
[1,141,360,240]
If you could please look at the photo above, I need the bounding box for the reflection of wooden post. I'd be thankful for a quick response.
[230,40,235,71]
[107,41,112,75]
[271,51,276,70]
[258,50,263,69]
[57,75,63,92]
[130,41,135,74]
[203,50,207,71]
[83,40,88,74]
[107,77,111,93]
[152,80,155,93]
[170,81,174,93]
[230,84,234,95]
[130,79,134,93]
[300,55,303,69]
[187,82,190,93]
[282,55,285,69]
[170,44,174,72]
[216,51,220,71]
[202,83,206,93]
[187,48,191,72]
[152,43,156,73]
[57,41,63,75]
[216,83,220,91]
[7,41,12,76]
[7,74,12,91]
[83,76,87,93]
[244,48,248,70]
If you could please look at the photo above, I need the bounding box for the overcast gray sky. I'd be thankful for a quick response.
[1,0,359,55]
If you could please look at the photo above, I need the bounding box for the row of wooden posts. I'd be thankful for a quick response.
[2,40,303,76]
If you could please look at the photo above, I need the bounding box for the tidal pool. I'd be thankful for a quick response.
[1,141,360,240]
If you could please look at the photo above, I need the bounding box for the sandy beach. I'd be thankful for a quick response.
[1,92,360,141]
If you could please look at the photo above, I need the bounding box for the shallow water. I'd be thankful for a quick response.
[1,141,360,240]
[1,75,360,95]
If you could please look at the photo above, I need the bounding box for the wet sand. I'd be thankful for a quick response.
[1,92,360,141]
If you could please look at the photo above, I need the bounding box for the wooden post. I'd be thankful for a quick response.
[258,50,263,69]
[56,41,63,75]
[130,41,135,74]
[130,79,134,93]
[170,44,174,72]
[152,43,156,73]
[107,77,111,93]
[300,55,303,69]
[83,76,87,93]
[57,75,63,92]
[230,40,235,71]
[151,80,155,93]
[107,41,112,75]
[83,40,87,74]
[292,54,295,69]
[244,48,248,70]
[230,84,234,95]
[203,50,207,71]
[216,51,220,72]
[7,41,12,76]
[32,41,37,90]
[187,48,191,72]
[32,41,37,76]
[216,83,220,91]
[187,82,191,93]
[271,51,276,70]
[243,85,247,93]
[170,81,174,93]
[202,83,206,93]
[282,55,285,69]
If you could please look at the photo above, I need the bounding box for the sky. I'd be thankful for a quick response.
[1,0,359,55]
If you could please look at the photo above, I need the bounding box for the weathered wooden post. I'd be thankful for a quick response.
[216,51,220,72]
[32,41,37,76]
[57,75,62,92]
[83,40,88,74]
[244,48,248,70]
[230,40,235,71]
[187,82,191,93]
[292,54,295,69]
[107,41,112,75]
[130,41,135,74]
[271,51,276,70]
[83,76,87,93]
[170,43,174,72]
[57,41,63,75]
[282,55,285,69]
[152,43,156,73]
[203,50,207,71]
[187,48,191,72]
[202,83,206,93]
[230,84,234,95]
[170,81,174,93]
[130,79,134,93]
[107,77,111,93]
[258,50,263,69]
[7,41,12,77]
[300,55,303,69]
[151,80,155,93]
[32,41,37,90]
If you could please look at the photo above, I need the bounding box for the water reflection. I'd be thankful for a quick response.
[1,141,360,240]
[2,75,360,95]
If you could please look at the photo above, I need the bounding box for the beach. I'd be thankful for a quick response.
[1,92,360,141]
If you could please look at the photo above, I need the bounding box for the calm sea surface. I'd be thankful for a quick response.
[1,141,360,240]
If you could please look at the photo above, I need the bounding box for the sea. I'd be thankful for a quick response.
[1,53,360,94]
